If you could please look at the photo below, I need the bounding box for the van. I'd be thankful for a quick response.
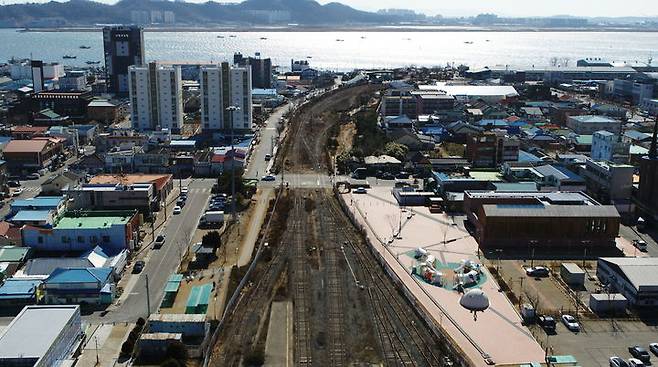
[264,154,272,161]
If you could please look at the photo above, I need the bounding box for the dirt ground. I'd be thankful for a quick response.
[336,121,356,156]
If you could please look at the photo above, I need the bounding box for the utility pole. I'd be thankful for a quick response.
[95,336,99,366]
[145,274,151,317]
[226,106,240,225]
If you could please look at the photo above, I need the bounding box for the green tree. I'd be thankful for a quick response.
[217,167,245,195]
[383,142,409,161]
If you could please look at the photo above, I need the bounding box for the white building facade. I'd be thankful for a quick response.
[128,62,183,131]
[200,62,253,132]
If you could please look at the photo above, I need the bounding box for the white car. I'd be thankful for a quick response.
[181,187,189,194]
[628,358,645,367]
[173,206,182,215]
[12,188,23,197]
[561,314,580,332]
[261,174,276,181]
[609,356,629,367]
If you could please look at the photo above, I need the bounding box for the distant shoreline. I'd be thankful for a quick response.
[10,26,658,33]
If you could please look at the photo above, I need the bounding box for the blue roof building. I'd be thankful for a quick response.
[9,196,65,217]
[478,119,509,128]
[9,210,54,227]
[43,267,115,305]
[0,279,41,307]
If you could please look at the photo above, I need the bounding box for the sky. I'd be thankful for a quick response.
[0,0,656,18]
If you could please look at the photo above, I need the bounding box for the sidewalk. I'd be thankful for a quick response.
[237,187,274,267]
[77,323,132,367]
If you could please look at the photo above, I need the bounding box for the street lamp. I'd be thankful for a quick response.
[226,105,240,225]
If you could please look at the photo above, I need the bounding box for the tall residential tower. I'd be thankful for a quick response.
[103,26,145,96]
[200,62,253,132]
[128,62,183,131]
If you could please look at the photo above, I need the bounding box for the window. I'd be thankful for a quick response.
[102,235,110,243]
[38,236,44,244]
[77,236,85,243]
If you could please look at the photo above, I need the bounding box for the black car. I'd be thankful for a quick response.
[132,260,145,274]
[629,346,651,363]
[7,180,20,188]
[381,172,395,180]
[176,198,186,207]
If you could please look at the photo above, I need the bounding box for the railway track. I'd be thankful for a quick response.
[324,194,448,367]
[316,194,348,366]
[289,194,313,366]
[210,194,289,367]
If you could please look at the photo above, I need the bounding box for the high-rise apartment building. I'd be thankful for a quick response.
[128,62,183,132]
[200,62,253,132]
[103,26,145,96]
[234,53,272,89]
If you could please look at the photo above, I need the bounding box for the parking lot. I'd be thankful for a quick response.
[534,318,658,366]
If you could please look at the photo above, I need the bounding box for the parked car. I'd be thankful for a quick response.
[7,180,20,188]
[561,314,580,332]
[132,260,145,274]
[264,153,272,161]
[650,343,658,357]
[181,187,189,194]
[632,239,648,252]
[26,173,40,180]
[354,187,367,194]
[629,346,651,363]
[609,356,629,367]
[154,234,166,249]
[537,315,556,332]
[12,188,23,197]
[628,358,645,367]
[261,174,276,181]
[176,199,186,207]
[381,172,395,180]
[173,206,182,215]
[526,266,550,277]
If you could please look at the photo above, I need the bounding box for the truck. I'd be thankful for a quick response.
[199,211,224,228]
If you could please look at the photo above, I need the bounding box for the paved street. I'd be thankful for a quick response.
[86,178,214,324]
[245,103,291,180]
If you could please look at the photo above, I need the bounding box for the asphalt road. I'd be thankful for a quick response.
[87,178,214,324]
[244,103,291,180]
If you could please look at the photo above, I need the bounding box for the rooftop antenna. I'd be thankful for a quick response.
[649,115,658,160]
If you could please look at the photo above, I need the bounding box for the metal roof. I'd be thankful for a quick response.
[599,257,658,290]
[482,204,619,218]
[44,267,112,284]
[3,139,49,153]
[0,305,80,362]
[12,196,63,209]
[55,215,131,230]
[11,210,51,222]
[0,246,30,263]
[0,279,40,299]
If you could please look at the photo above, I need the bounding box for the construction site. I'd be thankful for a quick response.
[210,85,459,366]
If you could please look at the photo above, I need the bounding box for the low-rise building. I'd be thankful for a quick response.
[67,183,157,216]
[580,160,634,211]
[567,115,621,135]
[42,267,114,305]
[597,257,658,307]
[2,138,62,173]
[22,210,140,253]
[591,130,630,164]
[466,131,519,168]
[0,305,83,367]
[0,279,41,308]
[88,173,173,205]
[472,203,620,249]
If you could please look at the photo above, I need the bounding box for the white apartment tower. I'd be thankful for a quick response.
[128,62,183,131]
[200,62,253,132]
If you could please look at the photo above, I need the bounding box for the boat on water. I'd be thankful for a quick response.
[63,55,77,59]
[79,45,91,49]
[217,35,224,38]
[464,41,474,44]
[336,39,344,42]
[86,61,101,65]
[229,35,237,38]
[306,56,312,59]
[260,37,268,40]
